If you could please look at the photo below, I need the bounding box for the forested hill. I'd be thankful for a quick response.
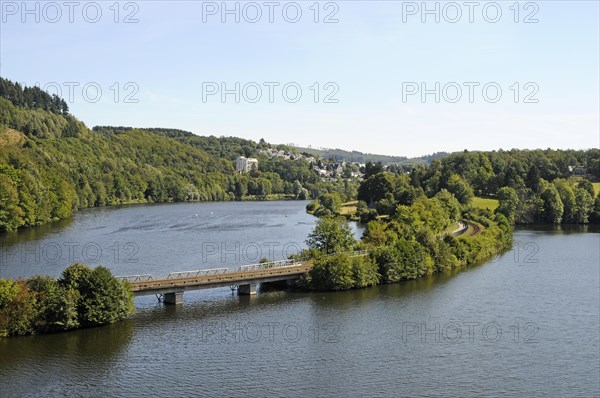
[0,79,353,232]
[294,145,450,166]
[92,126,296,161]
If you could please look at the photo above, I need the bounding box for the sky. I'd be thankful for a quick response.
[1,0,598,157]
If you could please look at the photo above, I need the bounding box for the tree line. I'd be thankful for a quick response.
[354,149,600,225]
[0,78,69,115]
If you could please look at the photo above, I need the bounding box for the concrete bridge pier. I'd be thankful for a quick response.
[238,283,257,295]
[164,291,184,305]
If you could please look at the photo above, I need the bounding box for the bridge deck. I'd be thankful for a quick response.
[130,263,313,296]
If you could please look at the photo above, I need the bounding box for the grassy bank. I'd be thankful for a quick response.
[472,197,499,211]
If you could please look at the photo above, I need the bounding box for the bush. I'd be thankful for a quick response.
[75,266,134,327]
[310,254,355,291]
[306,200,318,212]
[27,276,78,333]
[0,281,36,337]
[0,278,19,308]
[359,208,378,223]
[373,239,434,283]
[0,263,134,338]
[351,256,380,288]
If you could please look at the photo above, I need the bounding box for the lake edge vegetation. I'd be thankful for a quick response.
[0,264,134,337]
[301,148,600,290]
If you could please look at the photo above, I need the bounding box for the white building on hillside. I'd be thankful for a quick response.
[236,156,258,173]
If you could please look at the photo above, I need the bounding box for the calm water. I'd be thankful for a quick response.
[0,202,599,397]
[0,201,363,281]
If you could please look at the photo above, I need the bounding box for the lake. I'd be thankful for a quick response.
[0,202,598,397]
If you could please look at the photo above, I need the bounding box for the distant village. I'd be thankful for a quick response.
[235,148,367,181]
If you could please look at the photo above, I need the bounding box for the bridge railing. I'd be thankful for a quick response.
[167,268,228,279]
[237,259,298,272]
[115,274,154,282]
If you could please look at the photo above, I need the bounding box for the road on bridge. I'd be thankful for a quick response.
[120,251,368,303]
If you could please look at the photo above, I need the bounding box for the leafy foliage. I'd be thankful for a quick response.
[308,254,380,290]
[372,238,434,283]
[0,264,134,338]
[306,217,356,254]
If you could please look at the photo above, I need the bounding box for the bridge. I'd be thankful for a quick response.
[117,251,368,304]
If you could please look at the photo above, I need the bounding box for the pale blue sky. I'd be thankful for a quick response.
[1,1,598,156]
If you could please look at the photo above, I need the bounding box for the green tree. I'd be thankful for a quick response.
[77,266,134,326]
[573,187,594,223]
[434,189,462,222]
[446,174,474,205]
[306,217,356,254]
[59,264,134,327]
[59,263,93,290]
[0,278,20,308]
[432,239,460,272]
[553,179,576,222]
[363,220,392,247]
[577,179,595,197]
[590,193,600,224]
[540,184,564,224]
[0,280,35,337]
[376,192,397,216]
[0,174,23,231]
[351,256,380,288]
[292,180,304,198]
[26,276,78,333]
[496,186,519,223]
[319,192,342,214]
[364,161,384,178]
[309,254,355,290]
[373,239,434,283]
[394,184,423,206]
[357,172,394,204]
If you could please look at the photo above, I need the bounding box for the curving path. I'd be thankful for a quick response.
[447,220,482,238]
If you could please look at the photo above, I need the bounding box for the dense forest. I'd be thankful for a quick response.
[350,150,600,225]
[0,78,356,232]
[302,147,599,290]
[408,150,600,224]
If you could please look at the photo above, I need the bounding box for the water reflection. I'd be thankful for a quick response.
[0,216,75,249]
[0,320,134,395]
